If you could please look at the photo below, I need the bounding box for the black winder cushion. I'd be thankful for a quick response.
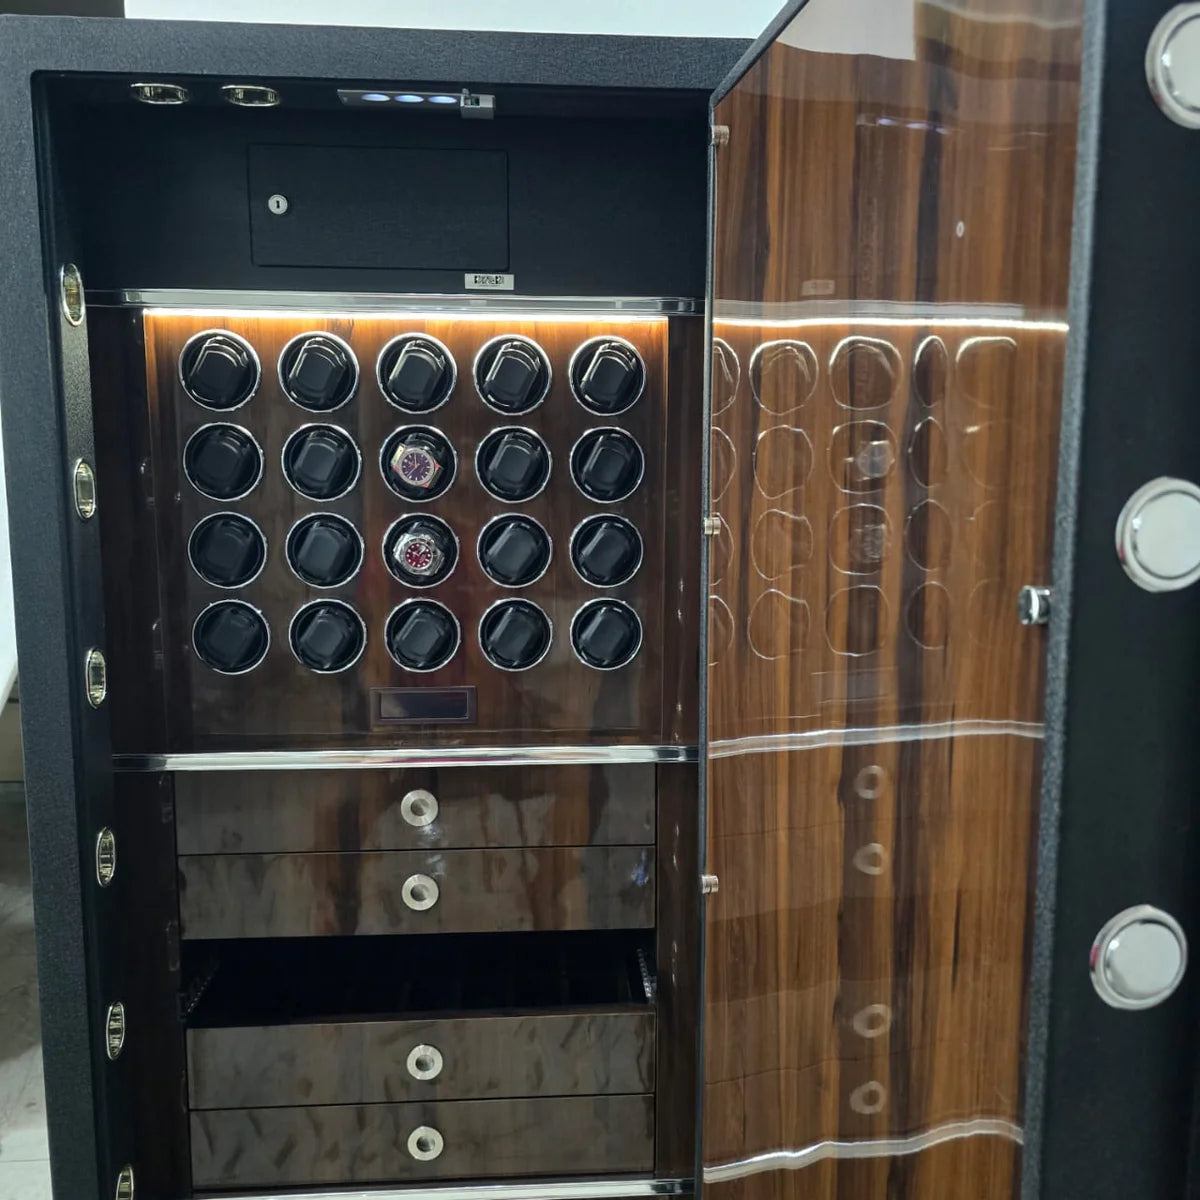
[181,333,258,409]
[571,600,642,669]
[184,424,263,500]
[382,337,454,411]
[477,339,549,413]
[571,429,644,502]
[283,426,360,500]
[287,515,362,587]
[281,335,357,411]
[386,602,459,671]
[193,602,269,673]
[478,516,551,587]
[571,515,642,586]
[189,514,266,588]
[290,601,365,672]
[476,428,550,502]
[479,599,552,670]
[573,340,644,414]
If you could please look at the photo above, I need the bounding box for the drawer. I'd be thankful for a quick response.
[178,846,655,938]
[175,764,655,853]
[190,1094,655,1188]
[188,1010,655,1108]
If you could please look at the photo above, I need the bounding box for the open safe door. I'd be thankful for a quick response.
[702,1,1084,1197]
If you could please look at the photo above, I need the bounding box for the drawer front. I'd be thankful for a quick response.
[190,1094,655,1188]
[175,764,655,853]
[188,1011,655,1108]
[178,847,655,938]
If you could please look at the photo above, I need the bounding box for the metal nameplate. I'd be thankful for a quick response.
[465,272,515,291]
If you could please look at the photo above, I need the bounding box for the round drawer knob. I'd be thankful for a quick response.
[406,1043,444,1081]
[1115,477,1200,591]
[401,789,439,828]
[407,1125,444,1161]
[1147,4,1200,128]
[402,873,439,912]
[1091,904,1187,1010]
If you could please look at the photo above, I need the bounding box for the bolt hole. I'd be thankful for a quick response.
[417,1135,435,1153]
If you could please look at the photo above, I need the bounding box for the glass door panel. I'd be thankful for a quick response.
[704,2,1084,1197]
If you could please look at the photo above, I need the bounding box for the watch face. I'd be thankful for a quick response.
[392,444,441,490]
[396,533,443,577]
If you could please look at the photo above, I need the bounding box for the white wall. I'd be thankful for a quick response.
[125,0,781,38]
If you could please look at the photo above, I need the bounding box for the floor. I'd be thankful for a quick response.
[0,797,51,1200]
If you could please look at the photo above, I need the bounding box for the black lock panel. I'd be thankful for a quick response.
[476,338,550,414]
[479,599,552,671]
[570,429,644,502]
[571,338,645,414]
[571,515,642,587]
[290,600,366,673]
[282,424,361,501]
[571,599,642,669]
[476,428,551,502]
[383,514,458,586]
[478,515,552,587]
[286,514,363,588]
[193,601,270,674]
[184,424,264,500]
[381,426,457,502]
[386,601,460,672]
[188,513,267,588]
[280,334,357,411]
[180,332,259,409]
[379,335,456,413]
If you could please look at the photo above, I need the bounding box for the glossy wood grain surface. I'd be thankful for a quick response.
[188,1010,655,1108]
[190,1094,655,1188]
[174,763,654,853]
[178,846,655,938]
[141,312,684,749]
[703,2,1082,1197]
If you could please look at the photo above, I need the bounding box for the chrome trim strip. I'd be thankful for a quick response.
[114,744,699,772]
[115,289,701,316]
[710,720,1044,757]
[196,1179,690,1200]
[703,1119,1024,1182]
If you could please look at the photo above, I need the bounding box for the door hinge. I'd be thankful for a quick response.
[703,516,721,536]
[711,124,730,147]
[702,873,720,895]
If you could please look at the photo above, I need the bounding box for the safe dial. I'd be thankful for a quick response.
[474,335,552,414]
[570,515,643,587]
[183,423,264,501]
[188,512,267,589]
[179,330,260,410]
[279,332,358,412]
[571,598,642,670]
[570,428,644,503]
[479,599,552,671]
[192,600,270,675]
[378,334,457,413]
[383,515,459,587]
[386,600,461,672]
[477,515,552,587]
[289,599,367,673]
[286,513,364,588]
[282,424,361,501]
[476,427,551,503]
[569,336,646,415]
[381,426,457,502]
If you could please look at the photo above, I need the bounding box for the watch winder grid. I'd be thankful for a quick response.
[144,311,673,746]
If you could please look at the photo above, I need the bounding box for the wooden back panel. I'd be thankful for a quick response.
[703,2,1083,1197]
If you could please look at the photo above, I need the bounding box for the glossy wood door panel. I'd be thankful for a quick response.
[190,1094,655,1188]
[178,846,655,938]
[174,764,655,853]
[188,1010,655,1108]
[703,2,1082,1197]
[136,310,693,750]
